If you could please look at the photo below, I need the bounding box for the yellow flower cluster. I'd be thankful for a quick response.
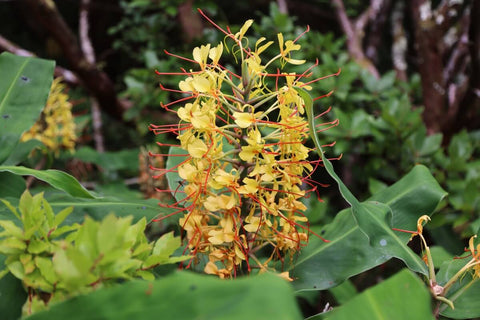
[21,77,76,155]
[151,16,324,278]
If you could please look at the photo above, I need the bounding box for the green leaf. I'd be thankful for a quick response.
[0,220,23,238]
[35,256,57,285]
[0,166,97,199]
[0,52,55,164]
[321,269,434,320]
[0,172,26,198]
[0,237,26,254]
[0,255,26,320]
[2,139,43,166]
[26,271,303,320]
[46,194,171,224]
[328,279,357,304]
[292,165,446,290]
[436,254,480,319]
[143,232,189,267]
[152,231,179,257]
[297,86,446,288]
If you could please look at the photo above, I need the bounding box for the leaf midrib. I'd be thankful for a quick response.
[0,56,30,114]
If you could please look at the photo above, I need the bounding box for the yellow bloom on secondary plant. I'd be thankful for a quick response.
[21,77,76,155]
[150,10,337,278]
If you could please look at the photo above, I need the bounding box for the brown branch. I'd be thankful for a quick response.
[0,34,80,85]
[277,0,289,14]
[331,0,380,78]
[450,0,480,138]
[443,15,470,85]
[433,0,464,35]
[79,0,105,153]
[410,0,447,134]
[23,0,127,121]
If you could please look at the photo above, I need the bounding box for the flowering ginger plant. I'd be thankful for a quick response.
[150,10,339,279]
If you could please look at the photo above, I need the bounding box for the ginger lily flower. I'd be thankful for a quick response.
[150,11,337,278]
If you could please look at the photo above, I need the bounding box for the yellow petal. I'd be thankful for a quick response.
[416,215,431,235]
[233,112,254,128]
[236,19,253,39]
[278,271,293,282]
[209,42,223,65]
[204,261,219,275]
[187,139,208,158]
[192,76,211,92]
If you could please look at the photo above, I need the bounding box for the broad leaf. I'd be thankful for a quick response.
[0,254,27,320]
[0,166,97,199]
[0,172,26,198]
[0,53,55,164]
[26,271,303,320]
[297,87,446,286]
[313,269,434,320]
[292,165,446,290]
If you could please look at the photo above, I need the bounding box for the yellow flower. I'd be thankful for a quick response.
[187,138,208,158]
[277,33,305,65]
[152,13,332,279]
[237,178,259,195]
[204,194,237,212]
[21,78,76,155]
[209,43,223,65]
[208,217,235,245]
[233,112,255,128]
[193,44,211,69]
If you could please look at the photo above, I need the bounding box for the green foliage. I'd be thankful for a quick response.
[0,191,188,316]
[0,191,77,291]
[436,255,480,319]
[25,272,303,320]
[292,165,446,290]
[0,166,97,199]
[315,270,435,320]
[0,53,55,164]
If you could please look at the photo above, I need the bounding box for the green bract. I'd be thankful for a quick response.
[0,191,189,315]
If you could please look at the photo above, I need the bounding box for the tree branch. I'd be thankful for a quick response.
[410,0,447,134]
[79,0,105,153]
[331,0,380,78]
[0,34,79,85]
[23,0,127,121]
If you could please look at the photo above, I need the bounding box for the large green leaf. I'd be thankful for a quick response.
[312,269,434,320]
[298,87,446,284]
[292,165,446,290]
[46,195,172,225]
[0,166,97,199]
[0,255,27,320]
[26,271,302,320]
[0,172,26,198]
[0,52,55,164]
